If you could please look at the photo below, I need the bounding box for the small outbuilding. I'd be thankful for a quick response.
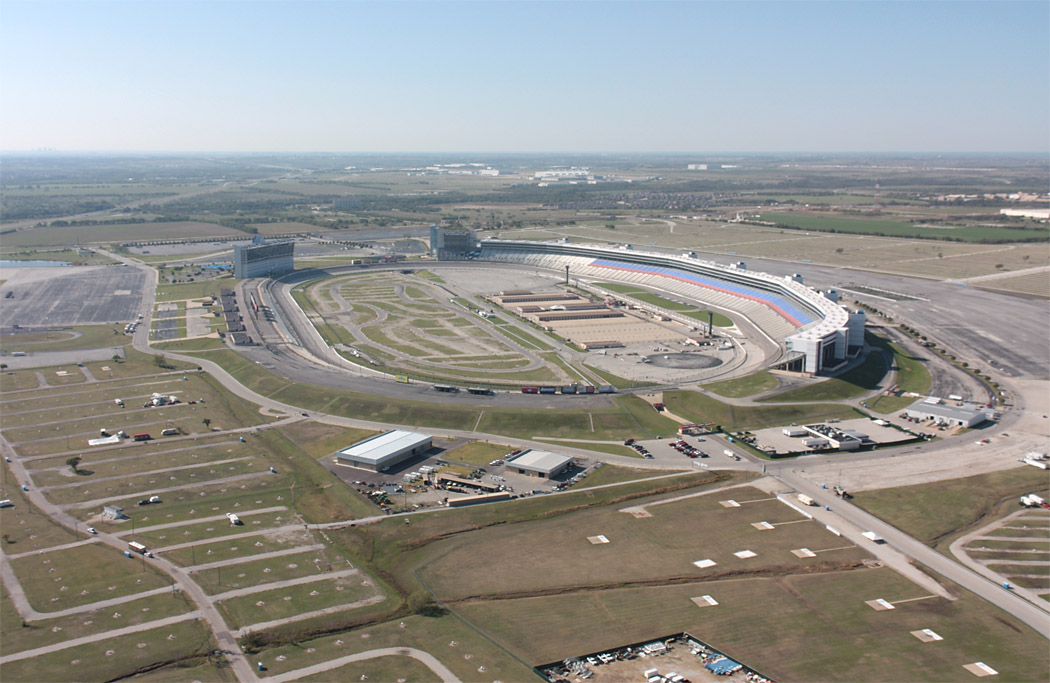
[506,449,572,478]
[103,505,126,521]
[335,430,433,472]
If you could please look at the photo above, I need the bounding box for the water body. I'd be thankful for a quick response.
[0,260,72,268]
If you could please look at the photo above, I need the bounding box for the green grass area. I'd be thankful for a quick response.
[536,440,642,459]
[160,529,317,567]
[452,567,1048,682]
[216,574,379,630]
[0,369,43,391]
[441,441,514,466]
[703,370,778,398]
[865,334,934,414]
[574,463,673,488]
[664,389,862,431]
[0,324,127,354]
[0,581,196,656]
[682,309,734,327]
[10,543,172,612]
[155,279,238,303]
[416,486,863,600]
[152,336,225,351]
[757,211,1050,242]
[296,655,440,683]
[853,466,1050,550]
[194,548,344,595]
[582,363,656,390]
[760,347,886,403]
[0,617,217,683]
[251,613,534,681]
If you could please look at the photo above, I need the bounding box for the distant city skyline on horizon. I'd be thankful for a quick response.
[2,0,1047,154]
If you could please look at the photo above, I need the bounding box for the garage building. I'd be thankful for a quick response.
[506,449,573,478]
[335,430,433,471]
[905,400,991,428]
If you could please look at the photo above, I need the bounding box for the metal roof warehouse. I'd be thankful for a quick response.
[335,430,433,472]
[506,449,573,478]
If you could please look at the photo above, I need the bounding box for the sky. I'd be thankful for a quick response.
[1,0,1047,153]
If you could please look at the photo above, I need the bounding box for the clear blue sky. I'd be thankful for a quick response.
[1,0,1047,153]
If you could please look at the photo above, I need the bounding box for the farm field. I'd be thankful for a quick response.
[0,222,243,247]
[756,211,1049,243]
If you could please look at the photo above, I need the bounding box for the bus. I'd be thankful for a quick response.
[128,541,149,555]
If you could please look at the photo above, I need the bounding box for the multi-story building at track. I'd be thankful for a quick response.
[478,240,866,375]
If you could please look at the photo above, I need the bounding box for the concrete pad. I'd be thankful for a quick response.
[690,595,719,607]
[692,559,717,569]
[963,662,997,677]
[865,598,895,611]
[733,550,756,559]
[792,548,817,558]
[751,521,774,530]
[587,535,609,544]
[719,500,741,508]
[911,629,943,642]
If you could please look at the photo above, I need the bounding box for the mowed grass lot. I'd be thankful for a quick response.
[703,370,779,398]
[0,618,217,683]
[416,487,868,600]
[10,543,172,612]
[0,324,126,354]
[216,574,379,630]
[664,389,862,431]
[252,612,535,682]
[160,528,316,567]
[452,568,1048,682]
[0,580,197,656]
[760,344,887,403]
[853,466,1050,550]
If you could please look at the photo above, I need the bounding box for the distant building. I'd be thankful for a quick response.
[1000,208,1050,220]
[506,449,572,478]
[233,237,294,279]
[335,430,433,472]
[429,226,477,259]
[687,164,708,170]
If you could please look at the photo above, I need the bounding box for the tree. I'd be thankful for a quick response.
[66,456,81,474]
[202,418,211,430]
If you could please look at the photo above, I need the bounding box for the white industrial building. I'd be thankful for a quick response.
[335,430,433,472]
[478,240,867,375]
[506,449,573,478]
[905,399,992,428]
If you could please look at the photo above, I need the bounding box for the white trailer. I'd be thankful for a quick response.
[797,493,815,506]
[861,531,884,543]
[1020,494,1046,508]
[226,512,242,526]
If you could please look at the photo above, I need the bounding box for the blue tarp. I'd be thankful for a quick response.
[705,657,742,675]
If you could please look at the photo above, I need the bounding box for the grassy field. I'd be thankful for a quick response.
[155,279,238,303]
[0,221,244,247]
[757,211,1049,243]
[853,466,1050,550]
[595,282,734,325]
[664,389,862,431]
[0,324,127,354]
[703,370,778,398]
[574,463,675,488]
[216,574,379,630]
[760,346,886,403]
[416,486,868,600]
[864,334,934,413]
[452,567,1049,681]
[0,618,217,683]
